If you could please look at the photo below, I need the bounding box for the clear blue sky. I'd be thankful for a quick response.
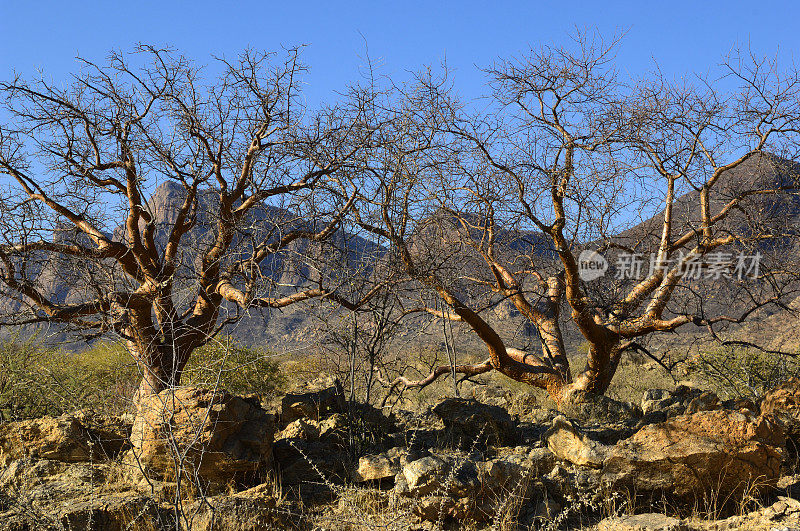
[1,1,796,108]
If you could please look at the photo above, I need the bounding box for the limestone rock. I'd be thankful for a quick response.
[544,415,609,468]
[127,387,275,487]
[0,415,93,465]
[602,409,785,499]
[597,513,688,531]
[431,398,516,448]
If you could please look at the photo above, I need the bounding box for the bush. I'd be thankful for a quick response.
[182,338,284,398]
[691,346,800,400]
[0,336,284,421]
[0,337,139,420]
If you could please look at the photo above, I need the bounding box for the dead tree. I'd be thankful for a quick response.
[0,46,375,401]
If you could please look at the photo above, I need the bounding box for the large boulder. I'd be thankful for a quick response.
[280,376,345,425]
[0,415,93,465]
[602,409,785,500]
[127,387,275,487]
[431,398,516,448]
[762,377,800,449]
[544,415,609,468]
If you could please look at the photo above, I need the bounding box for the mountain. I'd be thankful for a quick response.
[0,181,380,350]
[2,153,798,360]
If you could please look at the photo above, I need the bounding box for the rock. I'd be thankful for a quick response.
[686,391,720,414]
[277,418,320,440]
[762,378,800,450]
[561,390,642,424]
[597,513,688,531]
[641,389,673,415]
[400,455,449,496]
[351,448,405,482]
[544,415,609,468]
[280,376,345,425]
[127,387,275,488]
[72,410,132,459]
[188,483,284,530]
[431,398,516,448]
[0,415,94,465]
[602,409,785,500]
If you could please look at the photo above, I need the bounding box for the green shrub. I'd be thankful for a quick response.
[691,346,800,400]
[182,338,284,398]
[0,337,138,420]
[0,336,283,421]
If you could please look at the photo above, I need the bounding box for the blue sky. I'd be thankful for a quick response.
[0,1,796,108]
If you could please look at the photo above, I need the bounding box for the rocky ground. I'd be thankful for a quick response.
[2,377,800,530]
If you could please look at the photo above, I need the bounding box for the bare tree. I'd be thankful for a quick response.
[350,35,800,405]
[0,46,374,402]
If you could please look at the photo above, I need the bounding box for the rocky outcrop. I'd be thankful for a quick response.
[602,409,785,500]
[431,397,516,448]
[0,415,93,465]
[127,387,275,488]
[351,447,405,482]
[280,376,345,424]
[544,415,609,468]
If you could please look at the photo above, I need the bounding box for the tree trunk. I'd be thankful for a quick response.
[130,341,192,407]
[556,341,623,405]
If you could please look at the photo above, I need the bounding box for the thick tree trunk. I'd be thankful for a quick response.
[555,341,623,405]
[130,342,192,407]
